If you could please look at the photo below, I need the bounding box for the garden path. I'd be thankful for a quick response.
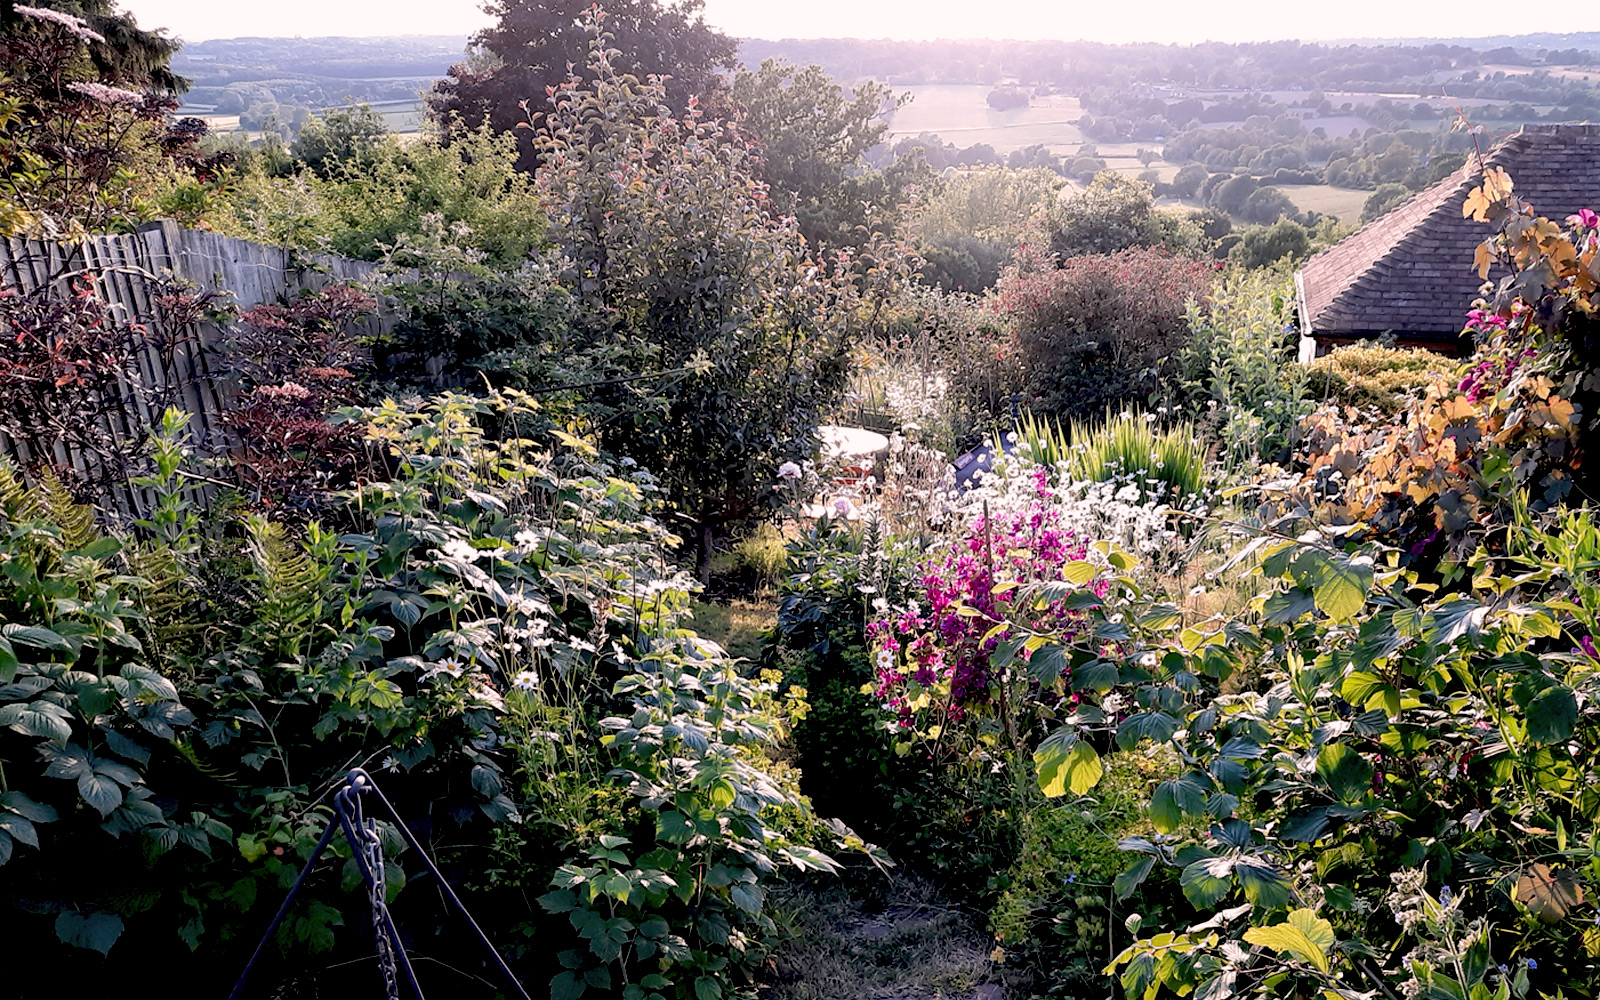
[762,876,1005,1000]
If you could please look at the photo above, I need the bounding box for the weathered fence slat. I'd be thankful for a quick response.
[0,223,395,516]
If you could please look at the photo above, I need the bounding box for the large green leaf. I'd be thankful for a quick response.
[1026,644,1071,684]
[1526,685,1578,745]
[0,702,71,741]
[77,773,124,817]
[55,910,125,956]
[4,626,72,654]
[1117,711,1179,751]
[1149,773,1210,833]
[1315,743,1373,804]
[1235,859,1294,909]
[1034,728,1103,798]
[1241,908,1333,973]
[1309,553,1372,622]
[1181,856,1234,907]
[1114,856,1156,900]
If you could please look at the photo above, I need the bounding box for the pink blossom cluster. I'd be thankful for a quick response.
[1456,346,1535,403]
[869,467,1104,727]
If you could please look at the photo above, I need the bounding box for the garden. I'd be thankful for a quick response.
[4,4,1600,1000]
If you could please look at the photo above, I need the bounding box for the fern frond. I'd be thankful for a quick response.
[0,458,36,522]
[35,467,99,550]
[247,515,324,660]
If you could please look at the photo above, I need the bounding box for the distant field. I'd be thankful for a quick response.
[1282,184,1370,223]
[886,85,1083,154]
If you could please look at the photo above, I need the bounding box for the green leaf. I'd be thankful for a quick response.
[1235,860,1294,910]
[0,637,16,683]
[0,703,71,741]
[1034,729,1102,798]
[55,910,125,956]
[657,811,694,844]
[1261,588,1316,625]
[538,890,577,914]
[1114,856,1156,901]
[1026,644,1071,684]
[0,812,38,848]
[1181,857,1234,907]
[5,626,72,653]
[1241,908,1333,973]
[0,791,57,823]
[1315,744,1373,804]
[694,976,722,1000]
[551,970,587,1000]
[1117,711,1178,751]
[78,773,124,817]
[1061,560,1097,585]
[1526,685,1578,745]
[1070,660,1119,693]
[1310,554,1372,622]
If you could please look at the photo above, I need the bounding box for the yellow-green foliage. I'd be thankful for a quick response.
[35,468,97,551]
[732,522,788,585]
[1066,410,1207,502]
[0,458,36,521]
[1305,344,1461,414]
[990,748,1185,975]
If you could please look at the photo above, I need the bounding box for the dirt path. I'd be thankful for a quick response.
[762,876,1006,1000]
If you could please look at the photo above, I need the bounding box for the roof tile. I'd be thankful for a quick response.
[1297,124,1600,339]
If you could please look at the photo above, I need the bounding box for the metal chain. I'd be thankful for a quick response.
[359,795,402,1000]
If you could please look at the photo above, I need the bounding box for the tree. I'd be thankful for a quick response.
[730,59,921,249]
[1360,181,1412,223]
[5,0,185,92]
[1238,184,1296,224]
[530,20,910,578]
[998,244,1213,418]
[0,4,227,238]
[292,104,389,178]
[1170,162,1206,199]
[908,166,1058,289]
[427,0,736,172]
[1230,218,1311,269]
[1049,170,1165,257]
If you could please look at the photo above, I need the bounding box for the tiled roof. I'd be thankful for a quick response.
[1297,124,1600,339]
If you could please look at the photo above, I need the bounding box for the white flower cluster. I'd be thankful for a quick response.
[881,371,949,428]
[66,81,143,105]
[958,455,1203,569]
[16,5,105,43]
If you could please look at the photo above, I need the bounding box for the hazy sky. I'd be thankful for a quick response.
[121,0,1595,45]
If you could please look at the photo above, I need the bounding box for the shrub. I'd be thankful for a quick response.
[999,244,1214,418]
[0,390,881,999]
[990,749,1187,992]
[528,20,911,579]
[1304,343,1461,414]
[1170,269,1310,469]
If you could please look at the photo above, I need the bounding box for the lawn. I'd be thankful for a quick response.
[1281,183,1371,224]
[887,85,1084,154]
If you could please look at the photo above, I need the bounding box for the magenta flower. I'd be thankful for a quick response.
[1568,209,1600,229]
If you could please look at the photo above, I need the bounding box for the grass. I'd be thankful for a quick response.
[1064,410,1207,504]
[765,875,1002,1000]
[688,599,774,662]
[1280,183,1370,224]
[886,85,1084,154]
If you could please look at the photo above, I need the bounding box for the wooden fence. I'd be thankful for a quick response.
[0,220,397,515]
